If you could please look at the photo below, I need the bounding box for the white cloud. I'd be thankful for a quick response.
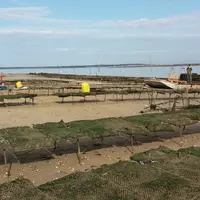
[0,6,200,37]
[0,27,200,38]
[79,49,167,55]
[0,7,49,20]
[0,6,200,27]
[0,28,82,35]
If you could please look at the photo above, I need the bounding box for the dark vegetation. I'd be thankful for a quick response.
[0,94,37,104]
[0,108,200,164]
[30,73,144,83]
[1,146,200,200]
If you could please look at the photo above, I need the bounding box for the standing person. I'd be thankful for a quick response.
[186,64,192,84]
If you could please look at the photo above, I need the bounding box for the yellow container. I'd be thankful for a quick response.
[81,82,90,93]
[16,81,22,88]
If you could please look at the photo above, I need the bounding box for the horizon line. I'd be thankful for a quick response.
[0,63,199,70]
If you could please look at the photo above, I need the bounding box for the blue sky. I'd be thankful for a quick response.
[0,0,200,67]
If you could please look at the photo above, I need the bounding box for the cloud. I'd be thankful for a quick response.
[0,7,50,21]
[0,27,200,38]
[79,49,167,55]
[1,6,200,27]
[0,28,82,35]
[0,6,200,38]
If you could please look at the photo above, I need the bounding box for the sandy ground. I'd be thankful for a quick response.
[3,74,105,85]
[0,91,194,129]
[0,94,152,128]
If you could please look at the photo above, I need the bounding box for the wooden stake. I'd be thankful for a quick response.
[156,92,158,100]
[7,163,12,177]
[139,92,141,99]
[53,141,57,153]
[3,149,7,165]
[181,94,184,106]
[171,96,178,112]
[77,139,81,154]
[101,136,104,144]
[179,125,184,147]
[151,92,154,105]
[185,88,189,107]
[130,135,134,152]
[169,93,171,110]
[104,93,107,101]
[31,97,35,105]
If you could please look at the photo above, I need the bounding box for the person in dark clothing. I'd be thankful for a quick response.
[186,64,192,84]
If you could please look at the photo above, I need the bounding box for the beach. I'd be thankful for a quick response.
[0,73,200,187]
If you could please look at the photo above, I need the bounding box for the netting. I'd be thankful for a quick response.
[0,178,53,200]
[37,146,200,200]
[1,146,200,199]
[0,109,200,155]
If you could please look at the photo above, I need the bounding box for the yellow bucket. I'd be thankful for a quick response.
[81,82,90,93]
[16,81,22,88]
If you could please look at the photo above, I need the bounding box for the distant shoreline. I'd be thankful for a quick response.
[0,63,200,69]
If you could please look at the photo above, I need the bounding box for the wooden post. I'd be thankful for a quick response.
[104,93,107,101]
[77,139,81,154]
[53,141,57,153]
[7,163,12,177]
[130,135,134,151]
[62,97,64,103]
[3,149,7,165]
[101,136,104,144]
[139,92,141,99]
[151,92,154,105]
[169,93,171,110]
[31,97,35,105]
[95,94,97,103]
[172,96,178,112]
[48,88,50,96]
[179,125,184,147]
[185,88,189,107]
[181,94,184,106]
[156,92,158,100]
[24,98,27,104]
[148,92,151,105]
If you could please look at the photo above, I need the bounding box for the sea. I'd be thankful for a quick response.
[1,65,200,78]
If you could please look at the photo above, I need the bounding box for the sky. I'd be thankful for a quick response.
[1,0,200,67]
